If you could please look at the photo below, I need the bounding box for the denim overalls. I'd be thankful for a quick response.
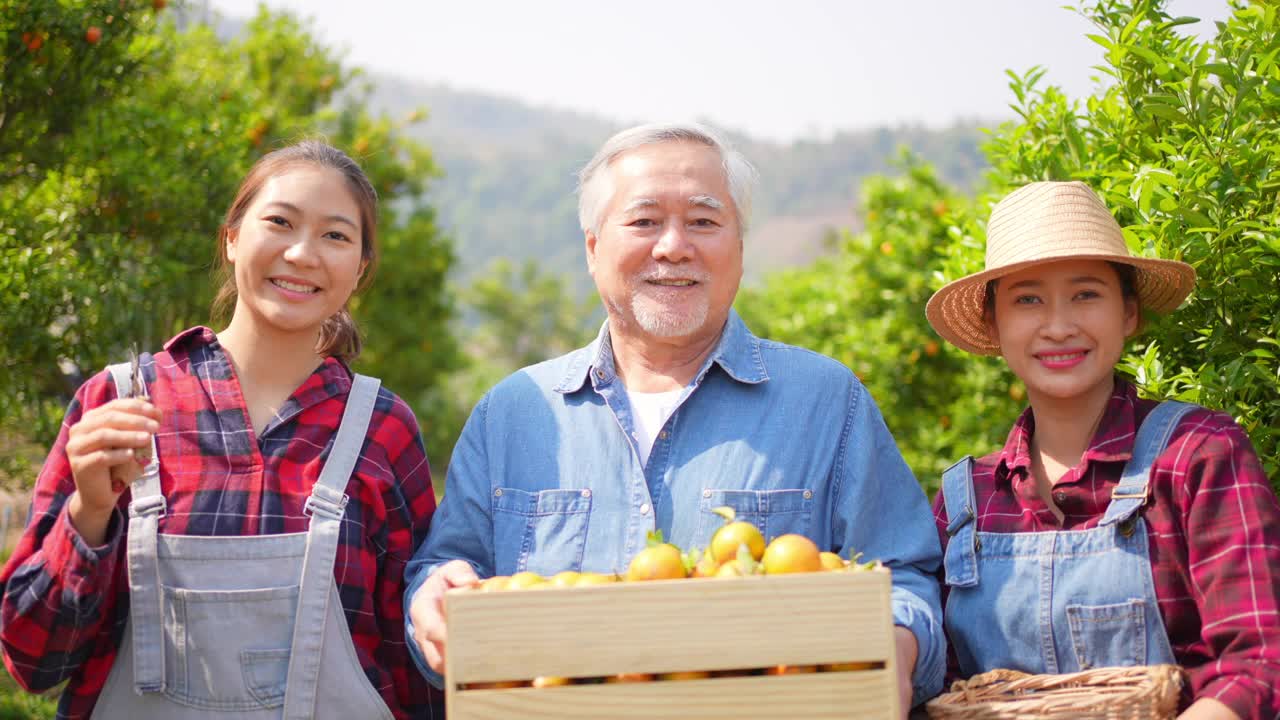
[941,401,1193,677]
[90,364,393,719]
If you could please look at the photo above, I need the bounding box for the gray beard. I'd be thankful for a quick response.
[609,291,710,339]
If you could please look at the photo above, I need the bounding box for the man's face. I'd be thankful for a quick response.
[586,141,743,344]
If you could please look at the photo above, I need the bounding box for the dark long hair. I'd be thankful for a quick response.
[211,141,378,361]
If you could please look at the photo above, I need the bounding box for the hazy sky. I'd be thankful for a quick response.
[206,0,1230,142]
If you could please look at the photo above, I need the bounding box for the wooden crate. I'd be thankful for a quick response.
[444,568,899,719]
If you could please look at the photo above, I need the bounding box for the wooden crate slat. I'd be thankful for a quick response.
[450,670,898,719]
[446,570,893,683]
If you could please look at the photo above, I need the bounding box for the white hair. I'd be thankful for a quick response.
[576,122,758,236]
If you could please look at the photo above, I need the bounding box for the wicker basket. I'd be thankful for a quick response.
[925,665,1184,719]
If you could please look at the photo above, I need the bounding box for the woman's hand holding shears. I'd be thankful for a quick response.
[66,348,162,546]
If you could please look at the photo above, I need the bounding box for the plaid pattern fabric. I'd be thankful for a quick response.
[1,327,442,719]
[932,379,1280,719]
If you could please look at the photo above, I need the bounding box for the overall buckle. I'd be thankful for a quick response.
[1110,484,1149,503]
[304,486,349,520]
[128,495,167,518]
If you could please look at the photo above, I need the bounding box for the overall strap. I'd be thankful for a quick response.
[941,456,980,587]
[282,374,381,720]
[1100,400,1197,527]
[107,361,167,694]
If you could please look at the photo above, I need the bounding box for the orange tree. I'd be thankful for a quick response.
[0,2,459,482]
[741,0,1279,493]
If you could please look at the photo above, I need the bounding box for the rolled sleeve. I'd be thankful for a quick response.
[892,585,946,705]
[832,382,946,706]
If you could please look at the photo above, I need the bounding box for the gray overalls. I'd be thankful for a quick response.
[90,364,393,719]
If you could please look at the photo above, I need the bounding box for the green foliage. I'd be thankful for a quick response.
[464,258,600,372]
[0,3,459,483]
[0,681,54,720]
[744,0,1279,491]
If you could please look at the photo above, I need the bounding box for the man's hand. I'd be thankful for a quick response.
[893,626,919,719]
[409,560,480,673]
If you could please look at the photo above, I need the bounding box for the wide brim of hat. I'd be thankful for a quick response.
[926,254,1197,355]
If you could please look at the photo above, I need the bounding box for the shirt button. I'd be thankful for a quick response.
[803,490,813,500]
[493,488,503,497]
[658,431,669,440]
[595,369,605,380]
[581,489,591,498]
[640,503,651,515]
[1053,491,1067,504]
[702,490,712,499]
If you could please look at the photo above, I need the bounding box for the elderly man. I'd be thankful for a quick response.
[405,122,945,711]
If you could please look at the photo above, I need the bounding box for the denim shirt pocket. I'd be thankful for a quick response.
[491,487,593,576]
[1065,599,1148,670]
[695,488,815,547]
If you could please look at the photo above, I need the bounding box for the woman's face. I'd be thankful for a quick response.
[225,164,365,340]
[989,258,1138,407]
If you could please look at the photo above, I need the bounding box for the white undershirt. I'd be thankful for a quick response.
[625,387,684,467]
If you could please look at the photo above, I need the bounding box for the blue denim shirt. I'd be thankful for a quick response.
[405,311,945,703]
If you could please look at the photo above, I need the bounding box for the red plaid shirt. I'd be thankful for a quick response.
[931,379,1280,719]
[1,327,443,719]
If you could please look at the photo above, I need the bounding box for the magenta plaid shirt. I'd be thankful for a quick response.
[931,379,1280,718]
[1,327,442,719]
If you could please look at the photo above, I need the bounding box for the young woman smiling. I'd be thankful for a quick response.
[1,141,441,719]
[925,181,1280,719]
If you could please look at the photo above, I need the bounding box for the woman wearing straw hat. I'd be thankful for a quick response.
[925,181,1280,718]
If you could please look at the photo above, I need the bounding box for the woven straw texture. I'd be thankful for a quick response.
[924,181,1196,356]
[925,665,1184,720]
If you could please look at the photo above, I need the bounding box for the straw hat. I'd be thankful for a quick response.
[925,181,1196,355]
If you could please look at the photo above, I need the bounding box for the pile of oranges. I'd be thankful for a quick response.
[459,508,882,690]
[472,506,878,591]
[629,505,876,580]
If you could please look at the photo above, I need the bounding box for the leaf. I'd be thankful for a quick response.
[1086,33,1115,51]
[710,505,737,523]
[1144,105,1186,122]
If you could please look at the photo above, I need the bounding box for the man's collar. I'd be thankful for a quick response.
[553,309,769,394]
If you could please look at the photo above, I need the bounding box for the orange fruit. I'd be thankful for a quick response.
[549,571,581,588]
[690,549,721,578]
[820,662,876,672]
[766,664,817,675]
[710,521,766,564]
[478,575,510,592]
[506,571,546,590]
[714,560,748,578]
[761,534,822,574]
[819,552,845,571]
[626,543,687,581]
[85,26,102,44]
[606,673,653,683]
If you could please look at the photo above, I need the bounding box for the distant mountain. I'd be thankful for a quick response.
[203,10,989,290]
[362,76,990,290]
